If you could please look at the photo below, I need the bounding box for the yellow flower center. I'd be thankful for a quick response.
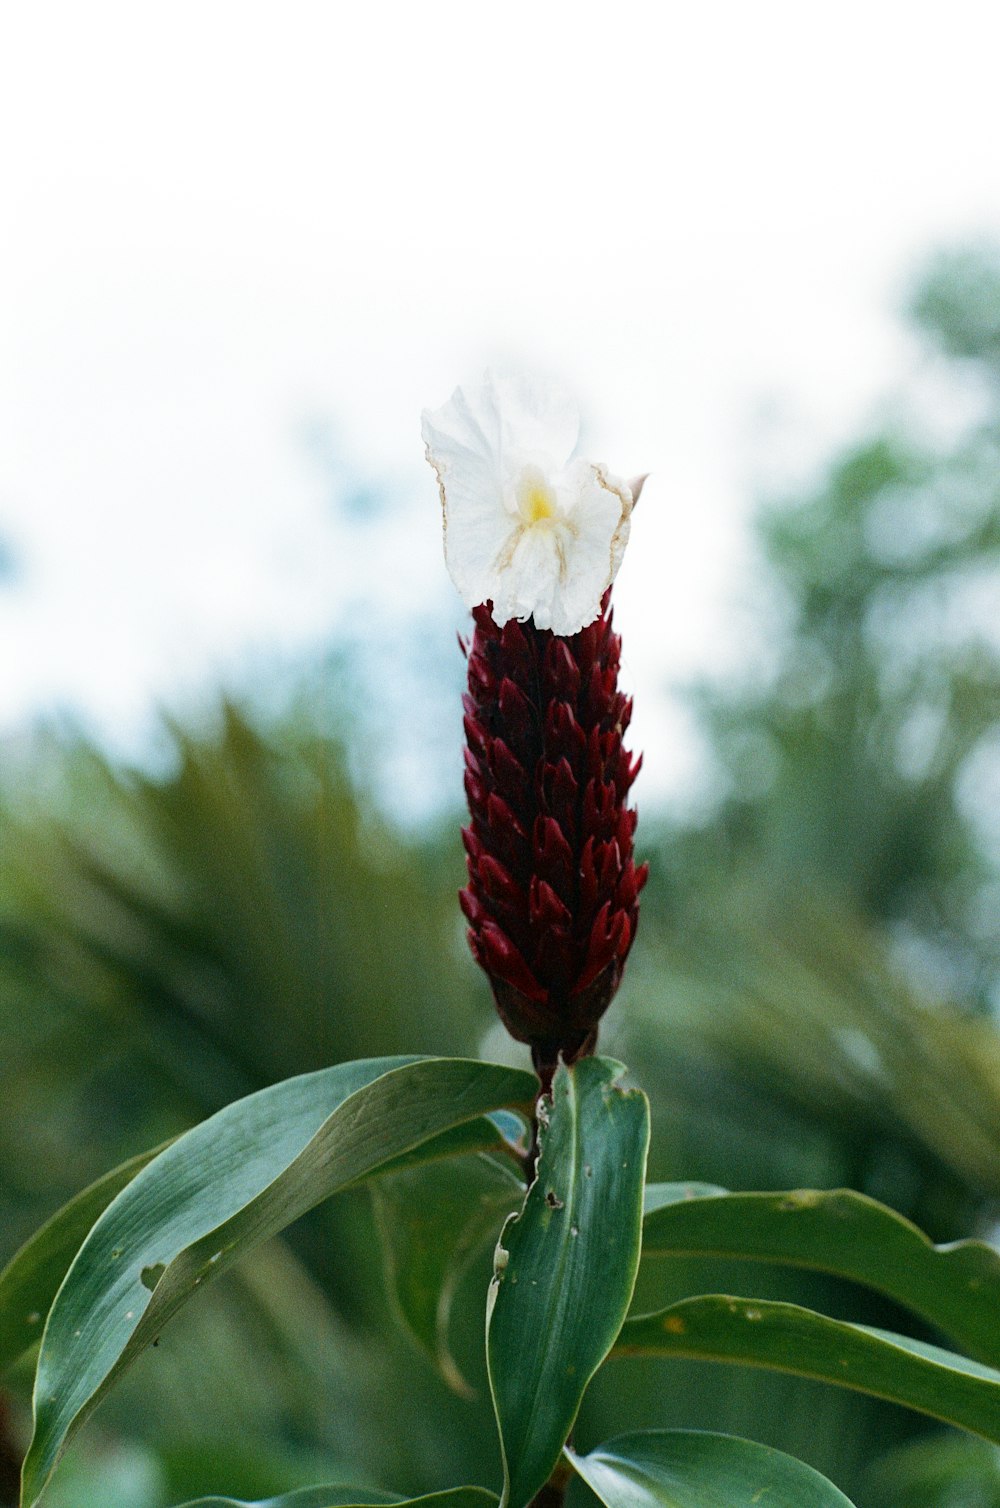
[515,466,558,525]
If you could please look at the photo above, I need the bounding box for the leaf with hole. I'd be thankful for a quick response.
[0,1144,167,1377]
[486,1056,649,1508]
[21,1055,536,1508]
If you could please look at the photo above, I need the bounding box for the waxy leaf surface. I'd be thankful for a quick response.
[174,1489,496,1508]
[21,1055,536,1507]
[0,1144,167,1376]
[172,1491,400,1507]
[641,1183,1000,1364]
[486,1056,649,1508]
[616,1295,1000,1442]
[567,1428,856,1506]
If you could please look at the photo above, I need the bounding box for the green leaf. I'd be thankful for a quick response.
[364,1109,528,1184]
[172,1490,496,1508]
[641,1184,1000,1365]
[643,1184,726,1215]
[372,1151,525,1395]
[169,1491,400,1508]
[486,1056,650,1508]
[615,1295,1000,1443]
[21,1055,536,1508]
[0,1143,168,1376]
[567,1428,856,1506]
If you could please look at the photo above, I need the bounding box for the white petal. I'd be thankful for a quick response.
[421,371,578,483]
[565,458,633,580]
[422,384,512,609]
[423,372,634,634]
[541,461,632,634]
[422,372,580,612]
[490,525,565,629]
[484,371,579,469]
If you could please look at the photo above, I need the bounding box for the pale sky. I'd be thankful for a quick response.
[2,1,1000,805]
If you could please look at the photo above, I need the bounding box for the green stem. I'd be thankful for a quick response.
[527,1028,599,1179]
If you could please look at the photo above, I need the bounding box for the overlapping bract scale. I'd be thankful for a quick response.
[460,591,647,1075]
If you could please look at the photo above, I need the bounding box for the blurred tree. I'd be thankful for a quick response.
[912,242,1000,372]
[617,245,1000,1232]
[670,245,1000,1012]
[0,703,486,1236]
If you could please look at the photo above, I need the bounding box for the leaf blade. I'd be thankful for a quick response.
[566,1428,856,1506]
[22,1056,536,1507]
[172,1490,496,1508]
[615,1295,1000,1443]
[171,1491,401,1508]
[641,1184,1000,1365]
[0,1143,168,1376]
[486,1057,650,1508]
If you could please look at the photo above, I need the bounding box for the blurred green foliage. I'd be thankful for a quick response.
[1,244,999,1507]
[627,241,1000,1216]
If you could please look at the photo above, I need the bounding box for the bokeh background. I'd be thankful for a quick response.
[3,4,1000,1505]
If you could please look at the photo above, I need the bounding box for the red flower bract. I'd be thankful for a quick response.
[460,589,648,1080]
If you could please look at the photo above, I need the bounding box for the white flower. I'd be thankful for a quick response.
[422,371,636,635]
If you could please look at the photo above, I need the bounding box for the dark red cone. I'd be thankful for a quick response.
[460,589,647,1082]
